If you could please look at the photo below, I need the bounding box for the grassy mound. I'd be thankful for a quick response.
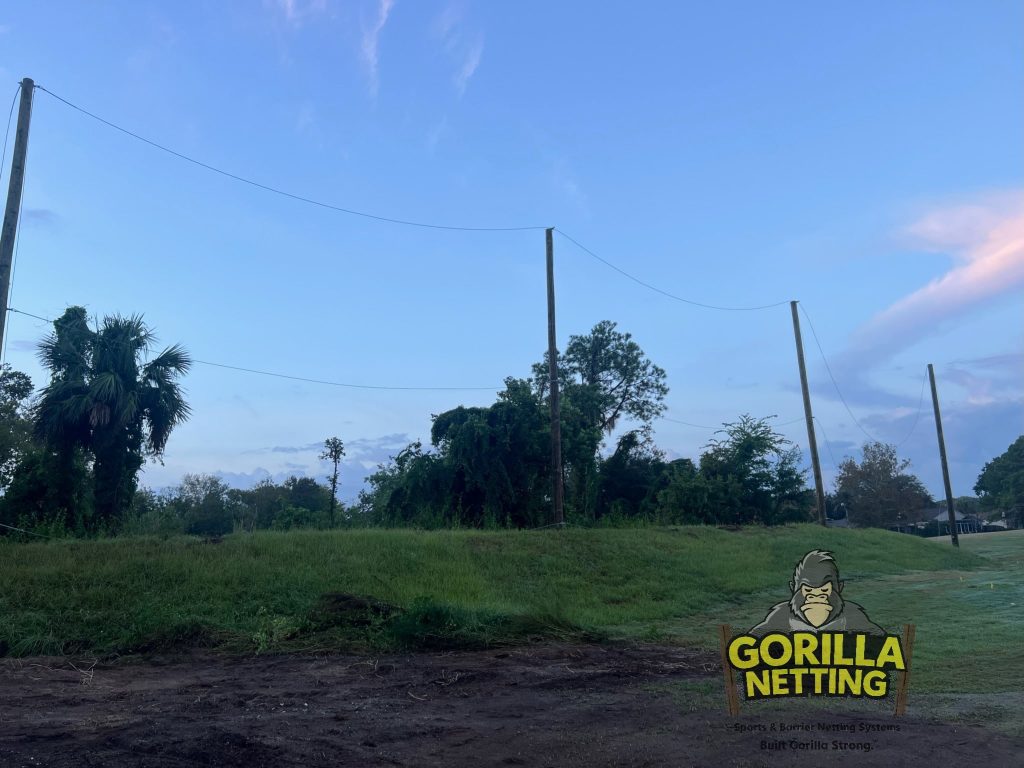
[0,524,981,657]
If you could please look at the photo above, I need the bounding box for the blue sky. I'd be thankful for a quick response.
[1,1,1021,504]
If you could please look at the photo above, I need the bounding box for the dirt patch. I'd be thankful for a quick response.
[1,643,1020,767]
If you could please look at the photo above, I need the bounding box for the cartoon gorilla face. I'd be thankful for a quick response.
[791,580,841,627]
[749,550,886,636]
[787,552,845,628]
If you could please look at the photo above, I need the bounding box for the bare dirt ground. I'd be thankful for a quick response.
[2,643,1021,768]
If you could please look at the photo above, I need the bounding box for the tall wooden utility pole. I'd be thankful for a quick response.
[790,301,827,526]
[0,78,34,356]
[545,228,564,525]
[928,363,959,547]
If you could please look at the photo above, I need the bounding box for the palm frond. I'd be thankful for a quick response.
[90,372,125,403]
[144,344,192,377]
[101,313,155,350]
[34,381,92,444]
[89,402,111,428]
[140,382,191,455]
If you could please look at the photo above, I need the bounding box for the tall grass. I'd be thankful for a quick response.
[0,524,979,658]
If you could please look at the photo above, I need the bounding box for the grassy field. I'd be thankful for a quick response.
[4,524,1020,732]
[0,524,984,657]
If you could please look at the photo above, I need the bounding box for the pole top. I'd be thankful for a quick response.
[20,77,34,88]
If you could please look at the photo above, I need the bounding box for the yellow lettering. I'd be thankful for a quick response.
[745,670,771,697]
[876,637,906,670]
[729,636,759,670]
[729,631,906,701]
[838,668,861,695]
[793,632,818,666]
[791,667,806,695]
[854,634,875,667]
[761,634,792,667]
[811,667,829,693]
[833,634,854,666]
[771,668,790,695]
[863,670,888,697]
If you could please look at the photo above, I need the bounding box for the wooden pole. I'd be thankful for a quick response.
[790,302,827,526]
[0,78,35,356]
[546,228,564,526]
[718,624,740,716]
[928,364,959,547]
[893,623,916,716]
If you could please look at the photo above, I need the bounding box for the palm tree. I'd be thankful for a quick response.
[35,307,192,531]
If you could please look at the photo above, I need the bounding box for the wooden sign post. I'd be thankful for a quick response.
[893,624,916,716]
[718,624,740,716]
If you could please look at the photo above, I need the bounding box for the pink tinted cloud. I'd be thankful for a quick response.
[846,191,1024,364]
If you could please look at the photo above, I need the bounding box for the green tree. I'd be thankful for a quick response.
[122,486,182,537]
[282,476,333,522]
[532,320,669,433]
[698,415,813,525]
[834,441,933,529]
[532,321,668,519]
[28,307,93,528]
[974,436,1024,526]
[357,441,449,527]
[0,443,92,534]
[320,437,346,526]
[596,427,665,521]
[34,307,192,531]
[231,478,287,531]
[0,364,34,492]
[166,473,237,536]
[650,458,711,524]
[429,378,551,528]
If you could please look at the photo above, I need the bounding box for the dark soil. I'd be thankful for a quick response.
[1,643,1020,767]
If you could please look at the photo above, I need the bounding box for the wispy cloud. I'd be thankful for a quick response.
[801,190,1024,444]
[361,0,394,98]
[454,35,484,96]
[272,0,328,27]
[942,353,1023,407]
[845,190,1024,366]
[434,4,459,44]
[432,4,484,96]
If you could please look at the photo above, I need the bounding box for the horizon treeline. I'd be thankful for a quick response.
[1,313,1019,538]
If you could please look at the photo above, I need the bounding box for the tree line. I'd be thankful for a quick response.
[1,309,1020,536]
